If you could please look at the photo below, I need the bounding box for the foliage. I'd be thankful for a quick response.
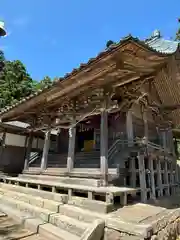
[0,50,52,109]
[35,76,52,90]
[0,50,5,71]
[175,18,180,41]
[0,59,36,108]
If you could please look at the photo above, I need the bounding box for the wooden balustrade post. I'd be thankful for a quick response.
[157,158,163,197]
[149,156,156,199]
[138,153,147,202]
[164,158,170,195]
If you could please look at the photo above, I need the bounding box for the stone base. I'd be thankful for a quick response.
[104,195,180,240]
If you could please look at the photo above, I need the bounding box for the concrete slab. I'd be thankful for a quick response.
[108,203,166,224]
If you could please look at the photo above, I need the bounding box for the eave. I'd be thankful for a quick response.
[0,36,174,122]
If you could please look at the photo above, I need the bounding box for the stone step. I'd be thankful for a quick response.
[58,204,105,223]
[0,215,35,240]
[0,203,33,225]
[49,213,89,236]
[0,188,62,212]
[0,202,47,232]
[39,223,80,240]
[17,175,103,187]
[23,234,49,240]
[0,183,68,203]
[68,196,113,213]
[0,195,56,222]
[0,205,51,240]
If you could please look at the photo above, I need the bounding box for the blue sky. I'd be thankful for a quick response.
[0,0,179,81]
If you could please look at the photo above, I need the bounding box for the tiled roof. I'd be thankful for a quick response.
[0,30,179,115]
[145,30,179,54]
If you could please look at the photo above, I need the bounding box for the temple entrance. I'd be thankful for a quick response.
[76,128,94,152]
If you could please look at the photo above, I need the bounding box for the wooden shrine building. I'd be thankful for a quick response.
[0,30,180,202]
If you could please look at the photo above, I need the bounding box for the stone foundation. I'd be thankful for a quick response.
[104,217,180,240]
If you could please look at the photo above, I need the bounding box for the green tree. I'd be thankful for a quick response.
[35,76,52,89]
[0,50,5,71]
[0,58,36,108]
[175,18,180,41]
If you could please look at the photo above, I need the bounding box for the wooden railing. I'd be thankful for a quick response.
[29,152,42,165]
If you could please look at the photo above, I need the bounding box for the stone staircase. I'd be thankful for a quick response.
[30,151,101,168]
[0,211,48,240]
[0,182,105,240]
[74,151,100,168]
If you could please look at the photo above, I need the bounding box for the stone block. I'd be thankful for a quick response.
[24,218,46,233]
[39,223,79,240]
[105,218,152,238]
[81,219,105,240]
[0,203,32,225]
[0,195,54,222]
[68,196,113,213]
[29,197,44,208]
[49,213,88,236]
[0,183,68,203]
[58,205,104,223]
[43,199,62,212]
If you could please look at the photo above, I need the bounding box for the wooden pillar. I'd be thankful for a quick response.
[175,160,179,184]
[0,131,6,169]
[126,110,134,146]
[168,129,175,153]
[100,109,108,186]
[130,157,136,188]
[157,158,163,197]
[143,109,148,144]
[138,153,147,202]
[67,121,76,174]
[24,133,33,170]
[162,131,167,149]
[164,159,170,195]
[149,156,156,199]
[40,130,51,171]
